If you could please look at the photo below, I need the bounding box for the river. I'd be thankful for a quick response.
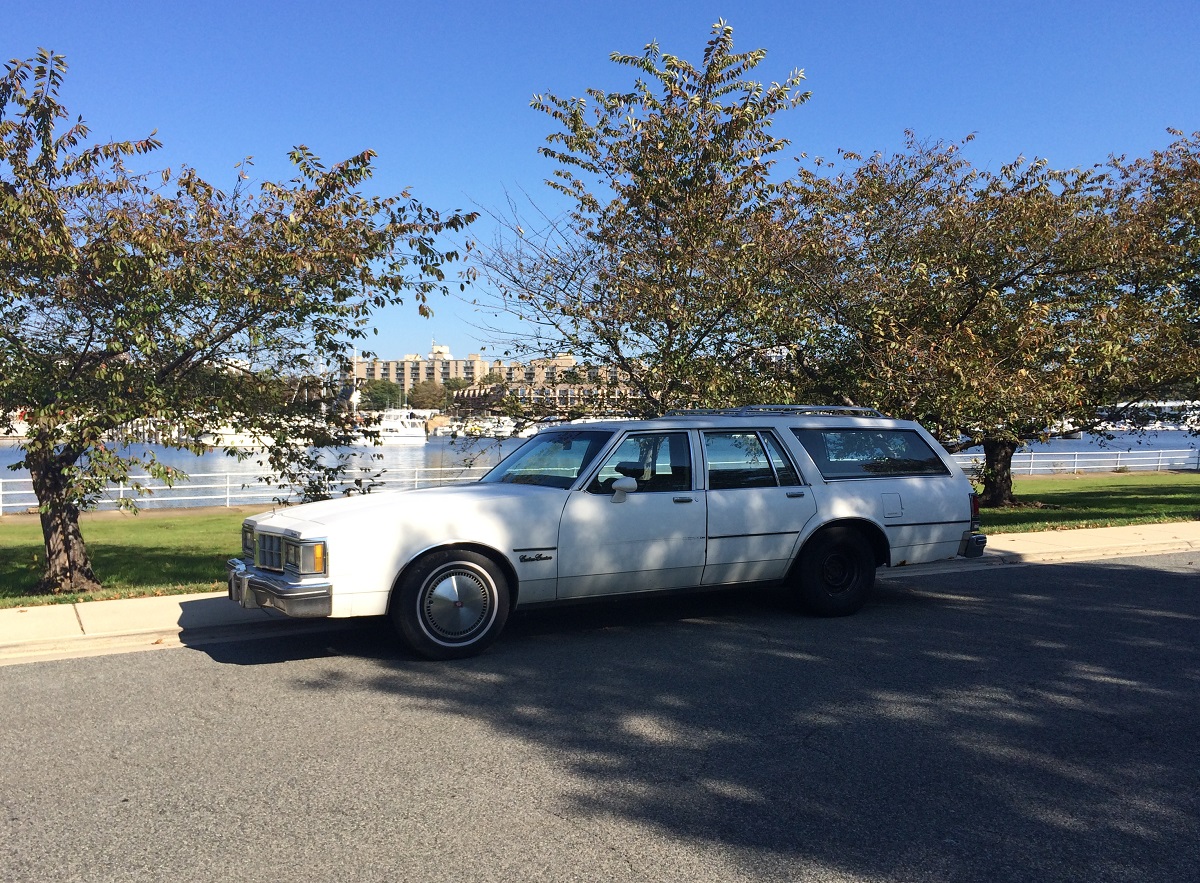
[963,429,1198,455]
[0,436,525,474]
[0,437,527,513]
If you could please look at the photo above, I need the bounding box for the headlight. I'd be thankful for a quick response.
[284,540,327,575]
[241,524,255,556]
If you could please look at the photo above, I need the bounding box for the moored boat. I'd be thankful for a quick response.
[367,409,427,445]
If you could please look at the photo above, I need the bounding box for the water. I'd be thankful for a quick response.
[961,429,1198,456]
[0,437,527,513]
[0,436,525,474]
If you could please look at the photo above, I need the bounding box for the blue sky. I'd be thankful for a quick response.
[8,0,1200,361]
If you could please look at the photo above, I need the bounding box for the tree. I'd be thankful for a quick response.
[0,51,475,593]
[474,21,809,415]
[405,381,447,410]
[358,379,404,411]
[441,377,470,409]
[1117,131,1200,386]
[779,134,1199,505]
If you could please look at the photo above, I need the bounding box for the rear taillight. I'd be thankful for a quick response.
[969,493,982,531]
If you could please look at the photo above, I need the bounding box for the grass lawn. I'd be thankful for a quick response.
[0,508,262,608]
[982,471,1200,533]
[1,473,1197,608]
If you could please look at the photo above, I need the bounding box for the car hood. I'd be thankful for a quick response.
[248,482,568,534]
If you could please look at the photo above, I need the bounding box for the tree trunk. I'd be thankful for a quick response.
[28,450,101,595]
[978,438,1019,507]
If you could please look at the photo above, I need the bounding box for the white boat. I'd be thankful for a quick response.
[516,414,636,437]
[464,416,518,438]
[1,415,29,446]
[197,426,272,449]
[516,417,562,438]
[369,410,427,446]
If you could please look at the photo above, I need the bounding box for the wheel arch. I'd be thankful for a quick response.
[791,519,890,577]
[388,542,520,613]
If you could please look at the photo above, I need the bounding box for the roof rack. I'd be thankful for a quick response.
[664,405,886,418]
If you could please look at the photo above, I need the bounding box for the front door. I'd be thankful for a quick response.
[557,431,706,598]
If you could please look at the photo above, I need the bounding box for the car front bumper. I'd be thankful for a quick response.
[227,558,333,617]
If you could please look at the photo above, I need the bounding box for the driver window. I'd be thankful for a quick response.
[586,432,692,494]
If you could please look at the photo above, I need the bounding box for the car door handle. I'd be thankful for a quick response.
[673,496,695,503]
[787,491,807,498]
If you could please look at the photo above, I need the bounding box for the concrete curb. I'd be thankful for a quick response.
[987,539,1200,565]
[883,537,1200,579]
[0,618,358,666]
[0,590,364,667]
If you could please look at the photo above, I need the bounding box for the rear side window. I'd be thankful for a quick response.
[762,433,803,486]
[704,431,803,489]
[791,428,950,479]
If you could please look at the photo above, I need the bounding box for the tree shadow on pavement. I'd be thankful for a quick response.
[189,559,1200,882]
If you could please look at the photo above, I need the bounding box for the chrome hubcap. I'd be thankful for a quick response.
[420,565,495,644]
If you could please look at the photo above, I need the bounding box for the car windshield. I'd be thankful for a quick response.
[480,429,614,489]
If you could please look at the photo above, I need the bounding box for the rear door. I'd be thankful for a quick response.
[788,426,969,563]
[701,430,816,585]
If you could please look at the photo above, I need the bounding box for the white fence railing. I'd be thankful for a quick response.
[0,450,1196,516]
[0,466,492,516]
[951,448,1200,477]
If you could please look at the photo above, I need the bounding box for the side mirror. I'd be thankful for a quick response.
[611,476,638,503]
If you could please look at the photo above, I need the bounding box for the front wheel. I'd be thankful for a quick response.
[793,527,876,617]
[391,550,510,660]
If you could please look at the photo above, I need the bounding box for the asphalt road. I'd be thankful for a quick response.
[2,552,1198,883]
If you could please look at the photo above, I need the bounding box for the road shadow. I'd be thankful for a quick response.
[179,612,392,664]
[185,557,1200,881]
[185,585,789,666]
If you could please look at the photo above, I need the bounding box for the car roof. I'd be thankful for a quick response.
[546,406,919,433]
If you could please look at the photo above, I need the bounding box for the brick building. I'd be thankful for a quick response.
[344,347,624,411]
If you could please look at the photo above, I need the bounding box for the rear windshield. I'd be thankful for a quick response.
[480,430,613,489]
[791,428,950,479]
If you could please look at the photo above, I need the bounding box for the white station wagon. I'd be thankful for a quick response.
[228,406,986,659]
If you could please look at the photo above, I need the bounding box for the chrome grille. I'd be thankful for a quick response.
[257,533,284,572]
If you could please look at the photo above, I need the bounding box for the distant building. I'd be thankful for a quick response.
[343,348,626,411]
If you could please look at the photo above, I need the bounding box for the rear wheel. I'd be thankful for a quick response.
[794,527,876,617]
[391,550,510,660]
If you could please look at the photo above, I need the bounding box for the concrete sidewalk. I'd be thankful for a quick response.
[2,521,1198,666]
